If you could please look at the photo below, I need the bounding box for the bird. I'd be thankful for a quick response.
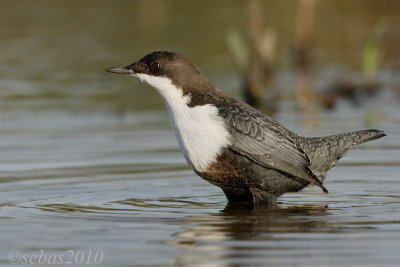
[106,51,386,205]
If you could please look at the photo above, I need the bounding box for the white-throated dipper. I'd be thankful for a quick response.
[106,51,386,204]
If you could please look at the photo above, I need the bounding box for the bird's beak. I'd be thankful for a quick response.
[106,66,134,75]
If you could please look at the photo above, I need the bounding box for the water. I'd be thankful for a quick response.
[1,1,400,266]
[1,109,398,266]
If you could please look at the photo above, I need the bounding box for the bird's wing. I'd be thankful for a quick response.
[216,102,327,192]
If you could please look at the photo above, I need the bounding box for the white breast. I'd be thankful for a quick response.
[135,74,231,171]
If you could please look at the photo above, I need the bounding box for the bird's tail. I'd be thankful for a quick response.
[346,129,386,146]
[299,129,386,181]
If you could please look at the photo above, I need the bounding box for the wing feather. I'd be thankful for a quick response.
[216,102,327,192]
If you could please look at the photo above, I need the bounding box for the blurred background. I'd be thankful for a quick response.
[1,1,399,266]
[1,0,399,118]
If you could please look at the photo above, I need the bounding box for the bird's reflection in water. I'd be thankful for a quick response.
[169,201,331,266]
[222,201,329,234]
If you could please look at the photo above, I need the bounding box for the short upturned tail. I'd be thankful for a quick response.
[348,129,386,146]
[298,129,386,184]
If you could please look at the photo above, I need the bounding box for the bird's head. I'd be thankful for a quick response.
[108,51,211,93]
[106,51,222,107]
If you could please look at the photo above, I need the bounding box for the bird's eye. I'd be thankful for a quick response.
[150,62,162,73]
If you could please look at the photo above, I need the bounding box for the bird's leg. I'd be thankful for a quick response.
[249,188,278,208]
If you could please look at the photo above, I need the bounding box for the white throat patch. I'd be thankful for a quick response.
[135,73,231,171]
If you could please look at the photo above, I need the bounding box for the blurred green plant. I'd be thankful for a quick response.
[363,18,390,81]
